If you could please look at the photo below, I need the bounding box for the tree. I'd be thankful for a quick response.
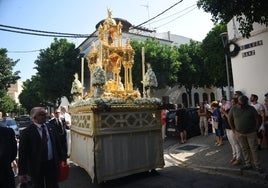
[19,76,43,113]
[131,39,180,92]
[0,48,20,92]
[34,38,82,107]
[200,24,233,94]
[0,48,20,113]
[197,0,268,38]
[176,40,204,107]
[0,91,17,114]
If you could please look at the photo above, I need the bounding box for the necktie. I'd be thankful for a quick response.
[57,118,64,135]
[41,124,48,161]
[58,118,62,126]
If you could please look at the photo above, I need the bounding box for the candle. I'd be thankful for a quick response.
[141,47,145,98]
[81,57,84,96]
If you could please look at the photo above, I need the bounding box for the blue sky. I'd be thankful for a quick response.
[0,0,214,81]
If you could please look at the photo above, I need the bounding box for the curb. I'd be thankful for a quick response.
[190,165,268,185]
[165,139,268,186]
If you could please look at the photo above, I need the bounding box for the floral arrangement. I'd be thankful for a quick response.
[94,98,125,104]
[92,66,106,87]
[134,97,161,104]
[71,97,125,107]
[71,96,161,108]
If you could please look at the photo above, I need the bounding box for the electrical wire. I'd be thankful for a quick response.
[0,24,89,36]
[149,4,196,25]
[0,27,89,38]
[154,6,197,30]
[1,0,184,38]
[131,0,183,28]
[5,32,97,54]
[1,0,189,53]
[7,50,41,53]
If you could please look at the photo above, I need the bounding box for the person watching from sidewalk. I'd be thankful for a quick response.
[175,103,187,144]
[264,93,268,148]
[234,90,243,99]
[221,97,242,165]
[211,101,224,146]
[221,97,231,111]
[250,94,265,150]
[198,102,209,136]
[161,105,169,141]
[228,95,264,173]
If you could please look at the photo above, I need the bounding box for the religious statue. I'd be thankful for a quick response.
[144,63,158,98]
[118,76,124,90]
[125,39,132,49]
[71,73,84,101]
[104,8,117,45]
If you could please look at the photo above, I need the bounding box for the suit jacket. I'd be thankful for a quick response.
[49,118,67,136]
[0,126,17,182]
[18,122,65,177]
[49,118,68,158]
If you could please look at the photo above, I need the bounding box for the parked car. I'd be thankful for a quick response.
[15,115,32,133]
[165,108,201,139]
[0,117,20,138]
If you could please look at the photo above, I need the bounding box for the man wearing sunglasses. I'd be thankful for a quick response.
[18,107,66,188]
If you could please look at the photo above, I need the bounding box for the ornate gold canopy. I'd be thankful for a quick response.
[86,9,139,100]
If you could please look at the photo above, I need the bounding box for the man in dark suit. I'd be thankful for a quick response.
[49,109,68,159]
[0,124,17,188]
[18,107,66,188]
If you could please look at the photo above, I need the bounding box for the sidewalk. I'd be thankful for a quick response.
[164,133,268,185]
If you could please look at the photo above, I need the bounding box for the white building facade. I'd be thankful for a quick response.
[7,80,23,104]
[227,18,268,103]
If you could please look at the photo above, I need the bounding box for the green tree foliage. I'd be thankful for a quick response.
[0,48,20,91]
[0,48,20,113]
[176,40,204,106]
[0,91,17,114]
[34,38,82,107]
[200,24,233,90]
[197,0,268,38]
[131,39,180,91]
[19,76,43,113]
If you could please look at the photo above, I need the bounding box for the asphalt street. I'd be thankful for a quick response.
[16,133,268,187]
[58,161,267,188]
[58,133,268,188]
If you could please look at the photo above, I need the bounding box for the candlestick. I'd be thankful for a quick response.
[142,47,146,98]
[81,57,84,97]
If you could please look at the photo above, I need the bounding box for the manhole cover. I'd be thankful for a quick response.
[177,145,201,151]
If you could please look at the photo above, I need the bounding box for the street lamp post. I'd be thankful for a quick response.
[220,32,231,101]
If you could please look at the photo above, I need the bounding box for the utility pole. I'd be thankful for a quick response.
[220,32,231,101]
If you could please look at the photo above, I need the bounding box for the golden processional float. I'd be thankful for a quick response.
[69,9,164,183]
